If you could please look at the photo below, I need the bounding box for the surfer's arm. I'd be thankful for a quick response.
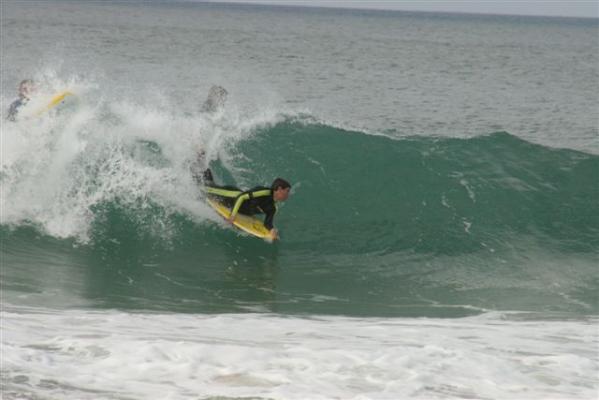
[262,203,277,231]
[262,206,278,241]
[229,193,251,221]
[6,99,23,121]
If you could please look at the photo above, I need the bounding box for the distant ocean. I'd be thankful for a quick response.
[1,1,598,399]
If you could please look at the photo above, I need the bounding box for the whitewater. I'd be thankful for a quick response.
[2,306,596,399]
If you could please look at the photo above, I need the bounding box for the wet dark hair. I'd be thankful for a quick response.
[19,79,34,93]
[19,79,33,87]
[271,178,291,191]
[201,85,228,113]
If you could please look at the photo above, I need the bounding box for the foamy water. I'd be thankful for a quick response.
[2,305,597,400]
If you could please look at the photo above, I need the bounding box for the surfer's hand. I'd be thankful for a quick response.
[227,216,235,224]
[269,228,279,240]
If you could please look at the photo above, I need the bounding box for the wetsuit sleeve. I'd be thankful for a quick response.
[230,193,250,218]
[7,99,22,121]
[262,203,277,230]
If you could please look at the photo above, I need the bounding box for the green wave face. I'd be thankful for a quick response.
[2,121,598,317]
[235,122,598,254]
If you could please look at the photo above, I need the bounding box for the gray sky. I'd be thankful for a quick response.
[206,1,599,18]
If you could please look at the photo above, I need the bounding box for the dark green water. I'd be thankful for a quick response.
[2,121,597,317]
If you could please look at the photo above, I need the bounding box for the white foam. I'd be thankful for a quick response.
[1,72,286,242]
[2,305,597,400]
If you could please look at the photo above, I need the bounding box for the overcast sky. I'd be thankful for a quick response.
[206,1,599,18]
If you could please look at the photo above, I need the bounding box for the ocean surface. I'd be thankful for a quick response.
[1,1,598,399]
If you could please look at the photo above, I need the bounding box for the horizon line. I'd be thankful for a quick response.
[198,0,599,19]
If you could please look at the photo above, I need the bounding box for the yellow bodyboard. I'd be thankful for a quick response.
[35,91,75,116]
[207,198,272,240]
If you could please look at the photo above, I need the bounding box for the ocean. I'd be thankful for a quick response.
[1,1,598,399]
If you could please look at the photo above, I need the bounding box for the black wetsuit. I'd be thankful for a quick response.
[205,176,277,230]
[7,97,27,121]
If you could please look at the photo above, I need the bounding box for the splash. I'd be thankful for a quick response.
[1,72,286,242]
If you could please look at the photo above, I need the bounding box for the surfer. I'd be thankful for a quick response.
[190,85,228,182]
[6,79,35,121]
[203,172,291,241]
[195,85,290,240]
[191,150,215,185]
[201,85,228,113]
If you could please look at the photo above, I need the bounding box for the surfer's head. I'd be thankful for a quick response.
[201,85,228,113]
[271,178,291,202]
[18,79,35,99]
